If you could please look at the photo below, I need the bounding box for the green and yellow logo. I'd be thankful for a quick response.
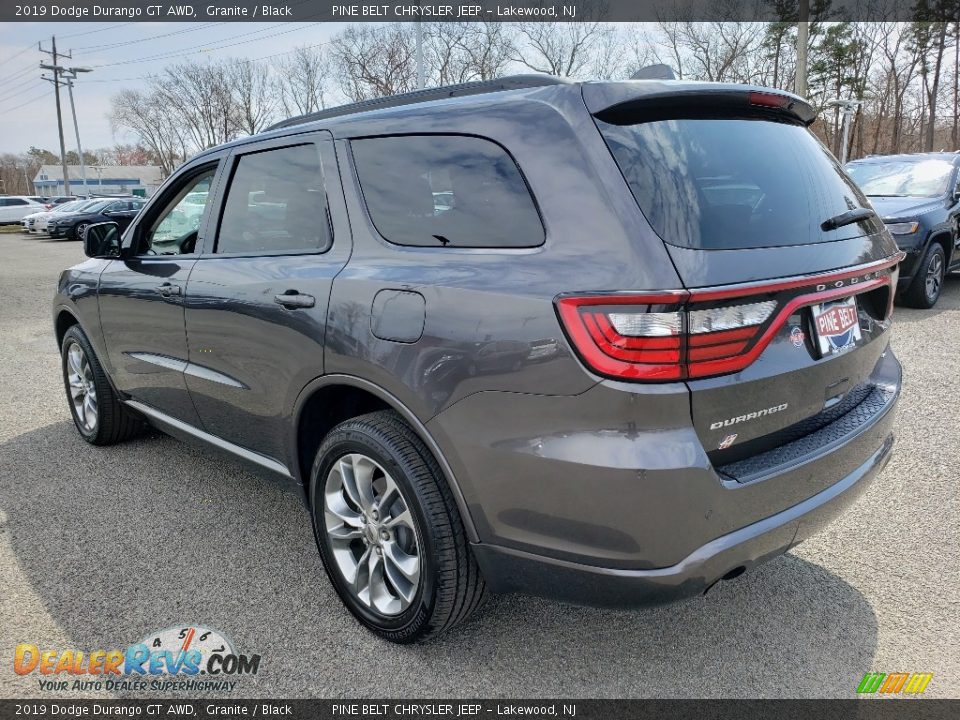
[857,672,933,695]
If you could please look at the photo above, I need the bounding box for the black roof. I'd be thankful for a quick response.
[266,75,573,131]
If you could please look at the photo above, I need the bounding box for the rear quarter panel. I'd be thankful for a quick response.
[324,86,684,421]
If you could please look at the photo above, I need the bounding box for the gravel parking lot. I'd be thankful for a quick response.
[1,229,958,699]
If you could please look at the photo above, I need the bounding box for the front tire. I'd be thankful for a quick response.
[903,242,945,309]
[61,325,143,445]
[310,411,486,643]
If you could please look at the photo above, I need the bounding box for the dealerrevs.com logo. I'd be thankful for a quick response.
[14,626,260,693]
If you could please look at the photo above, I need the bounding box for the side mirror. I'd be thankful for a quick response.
[83,222,121,259]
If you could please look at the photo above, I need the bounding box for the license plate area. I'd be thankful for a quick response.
[812,295,861,357]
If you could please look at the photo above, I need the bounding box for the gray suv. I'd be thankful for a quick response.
[54,76,903,643]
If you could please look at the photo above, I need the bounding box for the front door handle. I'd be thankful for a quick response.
[156,283,181,297]
[274,291,315,309]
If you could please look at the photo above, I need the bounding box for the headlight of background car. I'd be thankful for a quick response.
[884,221,919,235]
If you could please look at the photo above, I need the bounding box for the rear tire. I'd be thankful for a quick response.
[310,410,486,643]
[903,242,945,309]
[61,325,144,445]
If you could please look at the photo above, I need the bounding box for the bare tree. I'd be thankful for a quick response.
[275,45,330,117]
[511,2,615,78]
[229,59,279,135]
[618,24,660,78]
[456,22,516,80]
[109,89,187,176]
[656,22,768,83]
[153,62,237,150]
[330,25,417,101]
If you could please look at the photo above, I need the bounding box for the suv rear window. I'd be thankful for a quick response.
[597,117,872,250]
[351,135,544,248]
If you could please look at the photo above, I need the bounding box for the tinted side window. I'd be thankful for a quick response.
[351,135,544,248]
[217,144,329,255]
[8,198,28,206]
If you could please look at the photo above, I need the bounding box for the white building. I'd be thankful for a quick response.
[33,165,163,197]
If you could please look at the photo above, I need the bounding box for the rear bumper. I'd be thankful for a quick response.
[472,430,894,607]
[432,346,900,607]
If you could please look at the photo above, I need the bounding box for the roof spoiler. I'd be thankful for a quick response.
[584,83,817,127]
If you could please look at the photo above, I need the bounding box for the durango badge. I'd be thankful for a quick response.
[710,404,789,430]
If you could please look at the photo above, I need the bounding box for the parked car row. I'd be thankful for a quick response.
[845,151,960,309]
[18,196,146,240]
[0,196,46,224]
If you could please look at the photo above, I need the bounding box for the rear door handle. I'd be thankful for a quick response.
[156,283,181,297]
[274,291,315,309]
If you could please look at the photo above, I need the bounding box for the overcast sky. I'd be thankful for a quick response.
[0,21,345,155]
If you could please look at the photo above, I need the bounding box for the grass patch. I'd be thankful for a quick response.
[0,225,26,234]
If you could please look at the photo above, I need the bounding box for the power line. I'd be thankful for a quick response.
[0,76,43,104]
[57,23,136,40]
[74,39,333,86]
[71,22,227,53]
[0,87,51,115]
[0,64,39,90]
[87,22,324,69]
[0,44,34,67]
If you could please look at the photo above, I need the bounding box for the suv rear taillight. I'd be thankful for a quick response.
[556,256,902,382]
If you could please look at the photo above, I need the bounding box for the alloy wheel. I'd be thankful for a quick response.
[926,251,944,302]
[66,342,98,432]
[323,453,421,616]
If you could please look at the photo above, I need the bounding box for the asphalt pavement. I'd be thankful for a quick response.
[1,230,957,698]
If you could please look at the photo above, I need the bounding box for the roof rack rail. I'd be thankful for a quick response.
[266,74,572,131]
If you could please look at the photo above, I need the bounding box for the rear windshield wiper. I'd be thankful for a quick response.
[820,207,876,231]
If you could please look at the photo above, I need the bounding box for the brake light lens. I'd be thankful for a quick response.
[556,258,899,382]
[558,295,780,381]
[749,91,791,109]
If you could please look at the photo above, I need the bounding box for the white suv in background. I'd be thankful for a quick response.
[0,196,45,225]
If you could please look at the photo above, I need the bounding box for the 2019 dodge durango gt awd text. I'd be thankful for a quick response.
[54,76,903,643]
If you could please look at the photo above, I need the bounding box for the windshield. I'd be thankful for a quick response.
[597,117,873,250]
[846,159,955,198]
[54,201,86,213]
[81,201,111,214]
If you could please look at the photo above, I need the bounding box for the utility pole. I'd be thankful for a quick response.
[795,0,809,98]
[415,19,424,90]
[39,36,71,195]
[828,99,863,163]
[62,68,92,196]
